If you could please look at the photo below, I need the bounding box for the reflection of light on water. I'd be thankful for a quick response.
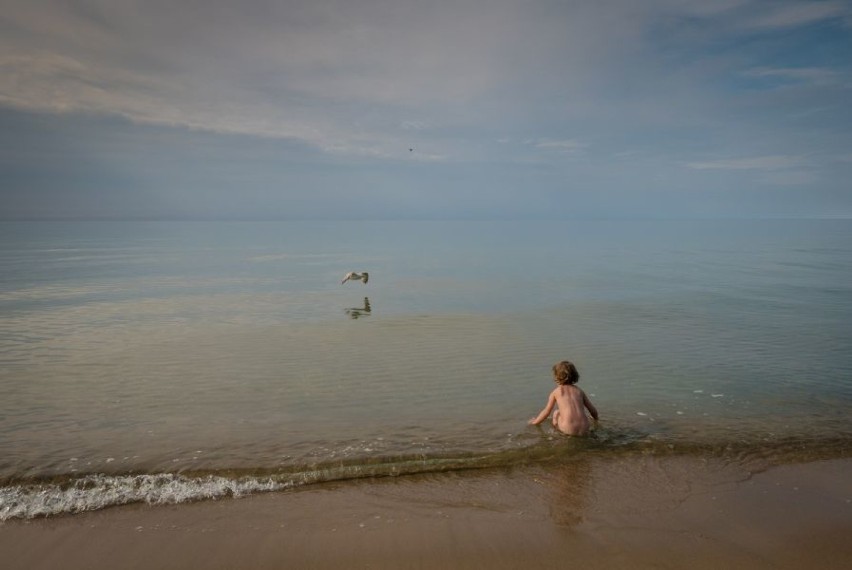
[0,275,267,303]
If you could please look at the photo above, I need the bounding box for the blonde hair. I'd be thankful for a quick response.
[552,360,580,385]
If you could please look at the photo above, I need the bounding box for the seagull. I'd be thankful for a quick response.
[341,271,369,284]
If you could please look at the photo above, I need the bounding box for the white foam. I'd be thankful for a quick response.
[0,473,290,521]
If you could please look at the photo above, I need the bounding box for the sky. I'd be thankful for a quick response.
[1,0,851,220]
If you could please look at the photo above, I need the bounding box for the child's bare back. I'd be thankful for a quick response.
[529,360,599,436]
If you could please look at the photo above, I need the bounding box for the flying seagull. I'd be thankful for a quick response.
[341,271,369,284]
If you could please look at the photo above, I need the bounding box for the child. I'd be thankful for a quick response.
[529,360,599,436]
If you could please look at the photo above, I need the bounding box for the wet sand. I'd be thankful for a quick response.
[2,456,850,569]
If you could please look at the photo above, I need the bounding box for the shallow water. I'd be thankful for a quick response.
[1,220,850,519]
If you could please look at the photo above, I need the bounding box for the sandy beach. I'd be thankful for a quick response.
[2,455,850,569]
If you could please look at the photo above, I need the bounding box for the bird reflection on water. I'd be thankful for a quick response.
[344,297,372,319]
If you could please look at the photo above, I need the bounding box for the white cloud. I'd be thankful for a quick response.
[0,4,588,166]
[0,51,362,150]
[401,120,429,131]
[746,1,850,29]
[686,154,821,187]
[0,0,849,170]
[686,155,804,170]
[743,66,843,85]
[1,1,679,153]
[532,139,588,153]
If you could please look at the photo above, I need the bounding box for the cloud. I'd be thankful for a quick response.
[1,1,851,220]
[743,66,844,85]
[401,120,429,131]
[0,0,669,160]
[0,2,547,134]
[745,1,850,29]
[4,1,846,162]
[686,155,804,170]
[685,154,821,187]
[532,139,588,154]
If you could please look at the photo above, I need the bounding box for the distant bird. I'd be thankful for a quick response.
[341,271,369,284]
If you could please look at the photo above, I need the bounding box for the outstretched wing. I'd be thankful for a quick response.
[341,272,353,284]
[362,272,369,284]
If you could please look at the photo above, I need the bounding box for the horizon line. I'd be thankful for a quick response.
[1,216,850,222]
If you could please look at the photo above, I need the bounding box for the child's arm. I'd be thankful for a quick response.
[583,391,599,421]
[529,391,557,425]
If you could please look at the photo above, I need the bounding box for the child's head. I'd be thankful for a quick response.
[552,360,580,385]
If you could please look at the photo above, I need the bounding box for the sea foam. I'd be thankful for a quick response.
[0,473,288,521]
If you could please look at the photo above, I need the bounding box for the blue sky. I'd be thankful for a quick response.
[1,0,851,220]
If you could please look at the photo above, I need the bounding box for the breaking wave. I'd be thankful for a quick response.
[2,433,850,521]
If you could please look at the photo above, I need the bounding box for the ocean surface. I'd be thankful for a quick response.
[1,220,850,520]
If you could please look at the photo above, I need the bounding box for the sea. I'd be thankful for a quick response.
[1,219,850,520]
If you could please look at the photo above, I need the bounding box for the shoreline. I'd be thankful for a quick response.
[2,456,850,569]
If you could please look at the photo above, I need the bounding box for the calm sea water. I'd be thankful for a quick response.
[1,220,850,519]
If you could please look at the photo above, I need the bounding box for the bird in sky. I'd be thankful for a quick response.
[341,271,369,284]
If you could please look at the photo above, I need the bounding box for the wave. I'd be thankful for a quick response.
[2,434,850,521]
[0,473,284,521]
[0,453,507,521]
